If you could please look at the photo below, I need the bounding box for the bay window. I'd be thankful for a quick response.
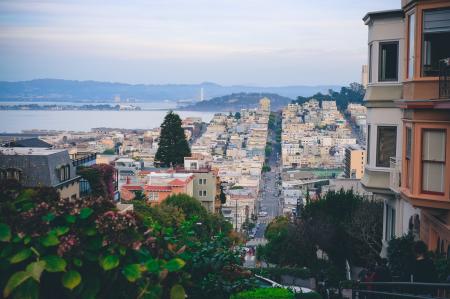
[377,126,397,168]
[408,13,415,78]
[422,129,446,194]
[422,8,450,76]
[379,42,399,81]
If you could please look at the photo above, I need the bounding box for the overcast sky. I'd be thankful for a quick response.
[0,0,398,86]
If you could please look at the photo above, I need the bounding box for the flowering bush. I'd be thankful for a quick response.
[77,164,116,199]
[0,183,255,299]
[0,182,190,299]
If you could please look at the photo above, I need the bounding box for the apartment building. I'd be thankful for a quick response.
[363,0,450,255]
[398,0,450,253]
[362,9,421,256]
[143,172,194,204]
[344,144,366,179]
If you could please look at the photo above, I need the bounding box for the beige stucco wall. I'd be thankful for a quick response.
[58,181,80,200]
[192,172,216,213]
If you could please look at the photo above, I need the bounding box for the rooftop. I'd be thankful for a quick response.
[0,147,67,156]
[363,9,404,24]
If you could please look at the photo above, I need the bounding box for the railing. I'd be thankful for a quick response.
[350,281,450,299]
[389,157,401,194]
[439,58,450,99]
[72,153,97,167]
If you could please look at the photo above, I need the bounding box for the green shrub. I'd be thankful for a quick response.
[231,288,294,299]
[295,291,322,299]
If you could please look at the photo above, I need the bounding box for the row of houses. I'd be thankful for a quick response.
[361,0,450,255]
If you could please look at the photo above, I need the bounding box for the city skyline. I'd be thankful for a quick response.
[0,0,397,86]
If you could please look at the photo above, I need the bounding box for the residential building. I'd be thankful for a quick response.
[0,147,80,200]
[362,8,421,256]
[363,0,450,256]
[143,172,194,205]
[259,97,271,113]
[398,0,450,253]
[344,144,366,179]
[361,64,369,88]
[115,157,142,189]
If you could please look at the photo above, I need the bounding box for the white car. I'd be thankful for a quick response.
[258,211,268,217]
[254,275,313,294]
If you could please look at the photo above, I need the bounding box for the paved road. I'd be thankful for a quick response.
[256,112,282,234]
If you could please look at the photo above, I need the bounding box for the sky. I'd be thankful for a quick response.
[0,0,398,86]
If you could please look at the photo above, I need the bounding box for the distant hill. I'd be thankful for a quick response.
[180,93,293,111]
[0,79,340,102]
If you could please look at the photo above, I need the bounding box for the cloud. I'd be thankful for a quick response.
[0,0,399,85]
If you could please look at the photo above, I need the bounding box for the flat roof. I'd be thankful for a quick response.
[0,147,66,156]
[363,9,404,24]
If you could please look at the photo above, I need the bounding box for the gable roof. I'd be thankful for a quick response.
[169,178,186,186]
[144,185,172,192]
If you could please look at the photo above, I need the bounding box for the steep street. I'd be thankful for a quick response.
[255,112,282,238]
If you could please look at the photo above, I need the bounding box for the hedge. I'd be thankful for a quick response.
[231,288,294,299]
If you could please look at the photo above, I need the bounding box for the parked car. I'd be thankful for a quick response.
[258,211,268,217]
[254,275,313,294]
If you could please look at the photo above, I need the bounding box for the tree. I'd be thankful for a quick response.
[260,217,316,267]
[302,189,382,269]
[155,111,191,166]
[102,148,115,155]
[293,82,366,111]
[234,112,241,119]
[387,234,416,280]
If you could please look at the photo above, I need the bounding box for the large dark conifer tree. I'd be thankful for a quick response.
[155,111,191,166]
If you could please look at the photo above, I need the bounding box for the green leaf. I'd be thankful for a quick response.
[84,227,97,236]
[40,233,59,247]
[100,255,119,271]
[53,226,69,237]
[41,213,55,223]
[122,264,142,282]
[73,258,83,267]
[1,244,13,258]
[170,284,186,299]
[164,258,185,272]
[43,255,67,272]
[65,215,76,224]
[0,223,11,242]
[145,260,159,273]
[23,236,31,245]
[61,270,81,290]
[11,279,38,299]
[3,271,30,298]
[9,249,32,264]
[86,236,103,250]
[26,261,46,282]
[79,208,93,219]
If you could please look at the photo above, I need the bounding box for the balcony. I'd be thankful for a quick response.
[72,153,97,168]
[439,58,450,99]
[389,157,401,193]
